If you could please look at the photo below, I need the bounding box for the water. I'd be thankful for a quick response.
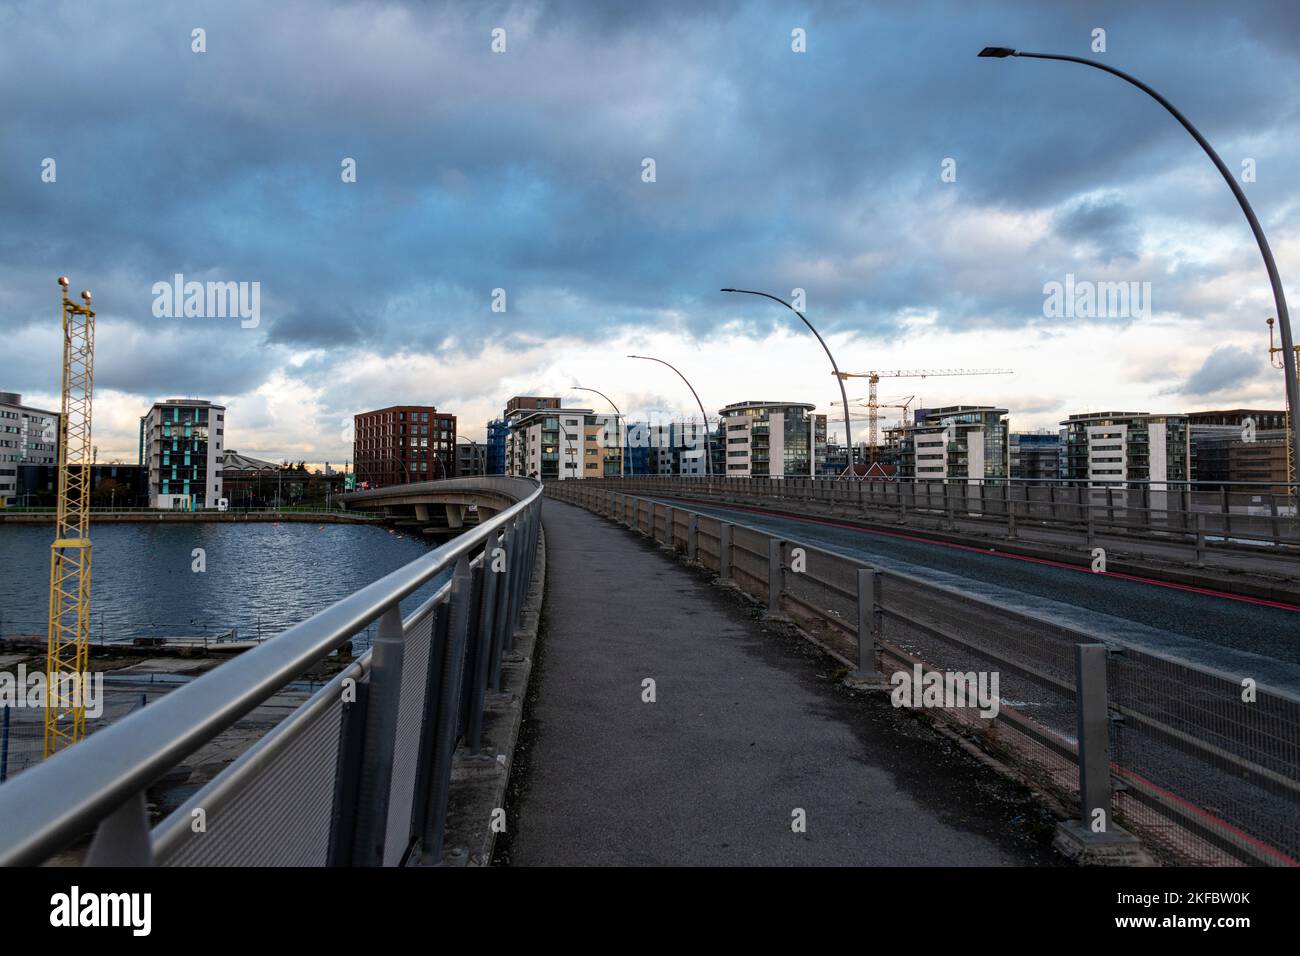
[0,522,448,646]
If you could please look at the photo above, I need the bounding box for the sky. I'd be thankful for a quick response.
[2,0,1299,462]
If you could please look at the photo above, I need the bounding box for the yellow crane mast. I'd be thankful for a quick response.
[832,368,1013,463]
[44,277,96,756]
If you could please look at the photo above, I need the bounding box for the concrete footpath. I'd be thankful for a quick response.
[500,499,1063,866]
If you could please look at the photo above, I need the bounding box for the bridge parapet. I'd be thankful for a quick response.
[0,479,543,866]
[569,475,1300,582]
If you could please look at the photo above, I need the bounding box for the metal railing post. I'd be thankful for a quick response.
[85,790,153,866]
[719,522,733,584]
[505,515,528,653]
[489,525,515,692]
[465,551,500,753]
[767,538,783,616]
[351,604,406,866]
[854,568,883,680]
[418,555,473,865]
[1074,643,1113,833]
[328,667,372,866]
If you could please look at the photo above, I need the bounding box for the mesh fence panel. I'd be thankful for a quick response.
[159,686,348,866]
[781,545,857,649]
[696,517,721,574]
[729,525,769,602]
[1109,650,1300,866]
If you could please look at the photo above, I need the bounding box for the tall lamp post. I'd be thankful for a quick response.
[720,288,855,473]
[572,385,626,477]
[978,46,1300,510]
[627,354,714,477]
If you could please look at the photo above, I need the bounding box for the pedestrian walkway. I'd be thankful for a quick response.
[505,499,1061,866]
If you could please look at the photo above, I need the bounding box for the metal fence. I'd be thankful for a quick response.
[549,482,1300,867]
[0,476,543,867]
[572,476,1300,572]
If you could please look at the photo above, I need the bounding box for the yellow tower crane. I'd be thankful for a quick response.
[831,395,915,462]
[1268,317,1299,485]
[44,277,96,756]
[832,369,1013,463]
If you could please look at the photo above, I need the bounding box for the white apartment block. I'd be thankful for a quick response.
[0,391,59,506]
[140,399,226,508]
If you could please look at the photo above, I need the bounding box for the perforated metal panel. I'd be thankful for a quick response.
[159,692,346,866]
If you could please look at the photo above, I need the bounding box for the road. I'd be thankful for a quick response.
[649,497,1300,692]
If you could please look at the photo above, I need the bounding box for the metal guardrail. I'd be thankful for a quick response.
[548,481,1300,866]
[0,477,543,867]
[569,475,1300,568]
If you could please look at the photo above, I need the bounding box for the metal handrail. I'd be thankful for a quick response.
[0,477,542,866]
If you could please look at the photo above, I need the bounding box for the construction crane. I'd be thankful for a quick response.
[45,277,96,756]
[832,369,1013,463]
[831,395,915,462]
[1268,317,1299,485]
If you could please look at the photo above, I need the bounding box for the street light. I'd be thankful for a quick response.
[362,454,411,488]
[979,46,1300,507]
[626,355,714,477]
[720,288,855,473]
[571,385,627,477]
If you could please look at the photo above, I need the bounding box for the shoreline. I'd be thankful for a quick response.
[0,511,382,525]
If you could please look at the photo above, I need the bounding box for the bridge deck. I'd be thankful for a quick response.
[503,499,1061,866]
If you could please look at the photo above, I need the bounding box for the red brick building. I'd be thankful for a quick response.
[353,405,456,488]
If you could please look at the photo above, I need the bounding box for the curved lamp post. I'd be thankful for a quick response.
[626,355,713,477]
[572,385,626,478]
[720,288,854,472]
[366,454,411,488]
[979,46,1300,506]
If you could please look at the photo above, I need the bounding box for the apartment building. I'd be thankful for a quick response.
[1060,411,1189,488]
[456,440,487,478]
[0,391,59,506]
[1010,430,1061,481]
[505,404,628,480]
[486,419,509,475]
[646,419,710,476]
[1188,409,1288,491]
[893,406,1009,481]
[139,398,226,508]
[718,401,825,478]
[353,405,456,487]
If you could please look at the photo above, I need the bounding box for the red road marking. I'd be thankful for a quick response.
[652,494,1300,613]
